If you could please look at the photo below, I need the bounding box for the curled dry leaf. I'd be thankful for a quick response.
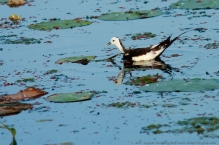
[7,0,26,7]
[0,87,47,116]
[0,102,32,116]
[1,87,48,101]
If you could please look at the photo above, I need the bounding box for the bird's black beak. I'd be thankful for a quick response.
[105,42,111,48]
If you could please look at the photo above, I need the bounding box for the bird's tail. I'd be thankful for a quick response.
[169,29,193,45]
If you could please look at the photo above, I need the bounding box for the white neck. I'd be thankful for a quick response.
[115,40,126,53]
[116,44,125,53]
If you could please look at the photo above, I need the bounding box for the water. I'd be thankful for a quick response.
[0,0,219,145]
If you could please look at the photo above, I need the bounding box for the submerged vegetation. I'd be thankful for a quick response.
[125,32,156,40]
[141,117,219,138]
[124,74,160,86]
[0,34,41,44]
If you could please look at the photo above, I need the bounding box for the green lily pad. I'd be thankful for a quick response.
[98,10,162,21]
[56,56,96,65]
[139,78,219,92]
[170,0,219,10]
[137,10,163,18]
[27,19,91,31]
[46,92,93,103]
[98,12,141,21]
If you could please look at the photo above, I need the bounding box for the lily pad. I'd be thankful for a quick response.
[1,87,48,101]
[27,19,91,31]
[139,78,219,92]
[98,11,141,21]
[137,10,163,18]
[0,102,32,116]
[170,0,219,10]
[98,10,162,21]
[56,56,96,65]
[7,0,26,7]
[46,92,93,103]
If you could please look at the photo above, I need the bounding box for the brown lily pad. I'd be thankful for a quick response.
[0,87,48,102]
[0,102,32,116]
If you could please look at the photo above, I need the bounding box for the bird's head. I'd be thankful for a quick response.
[105,37,125,53]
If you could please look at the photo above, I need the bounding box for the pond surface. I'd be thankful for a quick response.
[0,0,219,145]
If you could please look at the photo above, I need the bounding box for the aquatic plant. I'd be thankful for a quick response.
[170,0,219,10]
[7,0,26,7]
[46,92,93,103]
[140,78,219,92]
[98,10,162,21]
[27,19,92,31]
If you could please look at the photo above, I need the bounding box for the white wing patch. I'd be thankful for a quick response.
[132,48,164,61]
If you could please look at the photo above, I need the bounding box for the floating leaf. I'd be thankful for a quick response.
[0,102,32,116]
[170,0,219,10]
[140,78,219,92]
[46,92,93,103]
[27,19,91,31]
[7,0,26,7]
[56,56,96,65]
[1,87,48,101]
[137,10,163,18]
[98,10,162,21]
[8,14,20,22]
[98,11,141,21]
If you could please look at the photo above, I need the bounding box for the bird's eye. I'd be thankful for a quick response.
[112,40,115,42]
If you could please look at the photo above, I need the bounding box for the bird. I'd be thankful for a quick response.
[105,31,190,62]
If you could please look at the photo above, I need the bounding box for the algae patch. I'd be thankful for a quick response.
[124,75,159,86]
[16,78,35,83]
[141,117,219,138]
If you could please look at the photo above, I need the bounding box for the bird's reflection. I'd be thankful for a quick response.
[107,57,174,85]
